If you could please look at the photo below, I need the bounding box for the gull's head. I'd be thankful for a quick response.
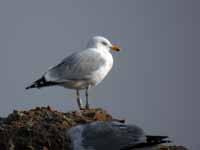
[87,36,120,52]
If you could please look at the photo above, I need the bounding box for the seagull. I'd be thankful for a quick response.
[26,36,120,109]
[67,121,170,150]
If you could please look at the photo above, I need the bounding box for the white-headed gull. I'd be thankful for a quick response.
[26,36,120,109]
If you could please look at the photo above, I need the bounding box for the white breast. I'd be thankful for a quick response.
[90,49,113,86]
[61,49,114,89]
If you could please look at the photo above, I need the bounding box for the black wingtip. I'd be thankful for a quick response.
[25,86,32,90]
[25,76,59,90]
[120,135,170,150]
[25,84,36,90]
[146,135,171,144]
[25,77,44,90]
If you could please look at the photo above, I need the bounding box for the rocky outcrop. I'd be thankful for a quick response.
[0,107,187,150]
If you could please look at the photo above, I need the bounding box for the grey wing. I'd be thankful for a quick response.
[44,49,106,82]
[81,121,146,150]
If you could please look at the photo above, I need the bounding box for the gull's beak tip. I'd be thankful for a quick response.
[111,45,121,52]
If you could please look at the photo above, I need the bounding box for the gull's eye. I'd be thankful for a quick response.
[102,41,108,46]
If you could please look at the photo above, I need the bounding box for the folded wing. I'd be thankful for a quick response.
[45,49,106,82]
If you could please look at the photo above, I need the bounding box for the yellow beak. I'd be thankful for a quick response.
[110,45,121,52]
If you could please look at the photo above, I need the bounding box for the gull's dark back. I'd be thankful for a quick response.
[67,121,169,150]
[81,121,145,150]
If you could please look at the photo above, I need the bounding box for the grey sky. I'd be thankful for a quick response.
[0,0,199,149]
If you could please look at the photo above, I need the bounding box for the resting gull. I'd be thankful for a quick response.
[67,121,170,150]
[26,36,120,109]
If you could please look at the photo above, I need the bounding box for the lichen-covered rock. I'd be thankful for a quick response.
[0,106,187,150]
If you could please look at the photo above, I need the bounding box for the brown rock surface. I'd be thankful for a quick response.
[0,106,187,150]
